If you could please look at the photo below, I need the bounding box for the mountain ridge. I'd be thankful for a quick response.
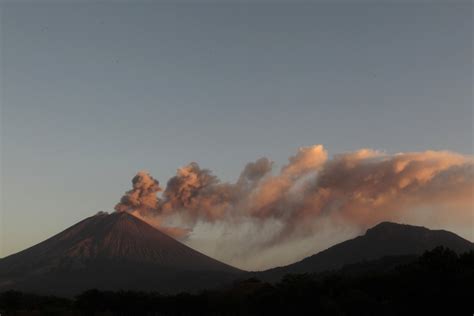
[257,220,473,280]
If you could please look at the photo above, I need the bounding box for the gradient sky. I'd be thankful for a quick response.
[0,1,472,263]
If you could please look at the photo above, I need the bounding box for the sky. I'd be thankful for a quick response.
[0,1,472,269]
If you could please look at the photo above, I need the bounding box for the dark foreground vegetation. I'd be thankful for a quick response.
[1,247,473,316]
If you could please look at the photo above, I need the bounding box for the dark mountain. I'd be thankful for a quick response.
[0,212,242,296]
[258,221,473,281]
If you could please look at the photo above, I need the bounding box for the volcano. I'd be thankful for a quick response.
[0,212,241,296]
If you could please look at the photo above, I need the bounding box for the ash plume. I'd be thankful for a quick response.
[114,145,474,267]
[115,171,161,214]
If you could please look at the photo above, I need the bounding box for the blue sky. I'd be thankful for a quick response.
[0,2,472,259]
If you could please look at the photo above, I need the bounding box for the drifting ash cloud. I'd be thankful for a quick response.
[115,145,473,269]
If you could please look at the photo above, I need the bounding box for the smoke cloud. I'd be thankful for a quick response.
[115,145,473,268]
[115,171,161,214]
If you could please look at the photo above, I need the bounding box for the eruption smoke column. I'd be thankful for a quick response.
[114,145,474,262]
[115,171,161,214]
[160,162,233,222]
[114,171,190,239]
